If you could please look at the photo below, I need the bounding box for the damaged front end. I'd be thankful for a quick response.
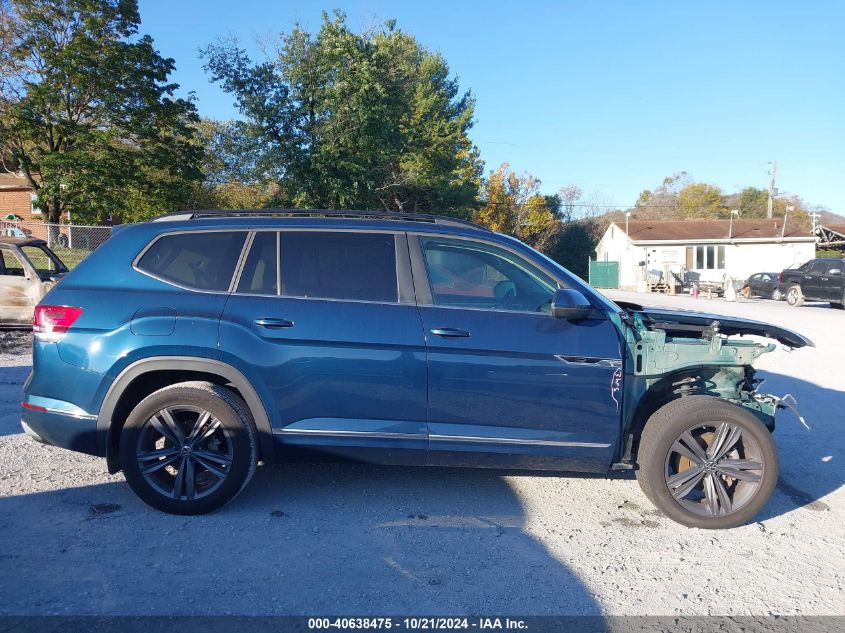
[614,302,813,467]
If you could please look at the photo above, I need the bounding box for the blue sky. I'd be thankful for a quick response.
[138,0,845,214]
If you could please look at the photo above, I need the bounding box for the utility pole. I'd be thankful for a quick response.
[809,211,822,234]
[767,161,777,219]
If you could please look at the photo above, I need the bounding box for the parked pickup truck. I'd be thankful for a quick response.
[778,257,845,308]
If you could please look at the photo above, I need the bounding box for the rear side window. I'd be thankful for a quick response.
[280,231,397,302]
[137,231,247,292]
[237,232,278,295]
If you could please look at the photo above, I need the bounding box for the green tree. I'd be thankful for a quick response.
[0,0,202,223]
[201,11,482,216]
[678,182,726,218]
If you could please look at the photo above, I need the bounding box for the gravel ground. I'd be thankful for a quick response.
[0,294,842,616]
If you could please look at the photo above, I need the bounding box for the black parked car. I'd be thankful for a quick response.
[778,258,845,308]
[742,272,781,300]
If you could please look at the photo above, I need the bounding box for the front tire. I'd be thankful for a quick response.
[636,396,778,529]
[119,381,258,515]
[786,285,804,307]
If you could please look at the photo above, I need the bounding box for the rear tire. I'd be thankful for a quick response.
[771,288,782,301]
[119,381,258,515]
[786,285,804,307]
[636,396,778,529]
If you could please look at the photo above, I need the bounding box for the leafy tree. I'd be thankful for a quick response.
[634,171,690,219]
[0,0,202,224]
[736,187,769,217]
[475,163,559,252]
[201,11,482,216]
[547,219,604,280]
[186,118,277,210]
[678,182,725,218]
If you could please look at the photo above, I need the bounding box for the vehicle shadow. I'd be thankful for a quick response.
[749,370,844,521]
[0,461,604,616]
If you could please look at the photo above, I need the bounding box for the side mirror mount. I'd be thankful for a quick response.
[551,288,593,320]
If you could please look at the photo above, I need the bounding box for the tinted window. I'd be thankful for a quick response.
[280,232,397,302]
[237,232,278,295]
[137,231,247,291]
[420,237,557,313]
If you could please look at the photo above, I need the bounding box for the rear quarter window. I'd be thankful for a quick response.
[137,231,247,292]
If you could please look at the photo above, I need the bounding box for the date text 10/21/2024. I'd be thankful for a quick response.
[307,618,528,630]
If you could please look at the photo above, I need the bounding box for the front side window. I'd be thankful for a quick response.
[137,231,247,292]
[279,231,398,303]
[420,237,557,313]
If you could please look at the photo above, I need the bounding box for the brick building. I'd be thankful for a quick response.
[0,172,40,220]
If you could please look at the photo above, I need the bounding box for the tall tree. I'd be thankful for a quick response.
[475,163,559,252]
[201,11,482,216]
[0,0,201,223]
[677,182,726,218]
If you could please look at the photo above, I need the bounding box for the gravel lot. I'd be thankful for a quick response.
[0,293,842,616]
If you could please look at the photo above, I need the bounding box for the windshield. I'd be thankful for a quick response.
[20,245,68,278]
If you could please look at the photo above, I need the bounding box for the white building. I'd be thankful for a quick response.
[595,219,816,290]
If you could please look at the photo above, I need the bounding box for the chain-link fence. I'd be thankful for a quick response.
[1,220,113,269]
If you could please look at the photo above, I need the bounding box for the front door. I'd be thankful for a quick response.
[801,261,827,300]
[410,235,622,473]
[219,230,428,464]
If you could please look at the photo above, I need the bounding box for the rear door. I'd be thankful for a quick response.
[409,234,622,473]
[219,229,428,464]
[821,261,844,302]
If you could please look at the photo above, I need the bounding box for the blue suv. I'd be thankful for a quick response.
[21,210,812,527]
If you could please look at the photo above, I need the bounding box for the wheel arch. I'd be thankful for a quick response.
[625,365,752,463]
[98,357,274,473]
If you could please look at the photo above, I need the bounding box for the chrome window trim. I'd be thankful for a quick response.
[276,230,281,295]
[276,428,422,441]
[429,434,611,449]
[229,231,256,294]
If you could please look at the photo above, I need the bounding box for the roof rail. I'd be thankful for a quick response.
[152,208,490,231]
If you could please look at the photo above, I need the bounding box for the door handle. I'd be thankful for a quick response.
[430,327,470,338]
[254,318,294,329]
[821,277,829,281]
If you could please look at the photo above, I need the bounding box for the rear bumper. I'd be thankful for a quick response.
[20,406,102,456]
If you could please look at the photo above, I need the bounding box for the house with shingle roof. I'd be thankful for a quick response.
[595,218,816,290]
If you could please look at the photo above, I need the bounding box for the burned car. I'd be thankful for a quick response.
[0,237,68,327]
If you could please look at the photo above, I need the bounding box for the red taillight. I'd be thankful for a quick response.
[777,272,782,283]
[33,305,83,341]
[21,401,47,412]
